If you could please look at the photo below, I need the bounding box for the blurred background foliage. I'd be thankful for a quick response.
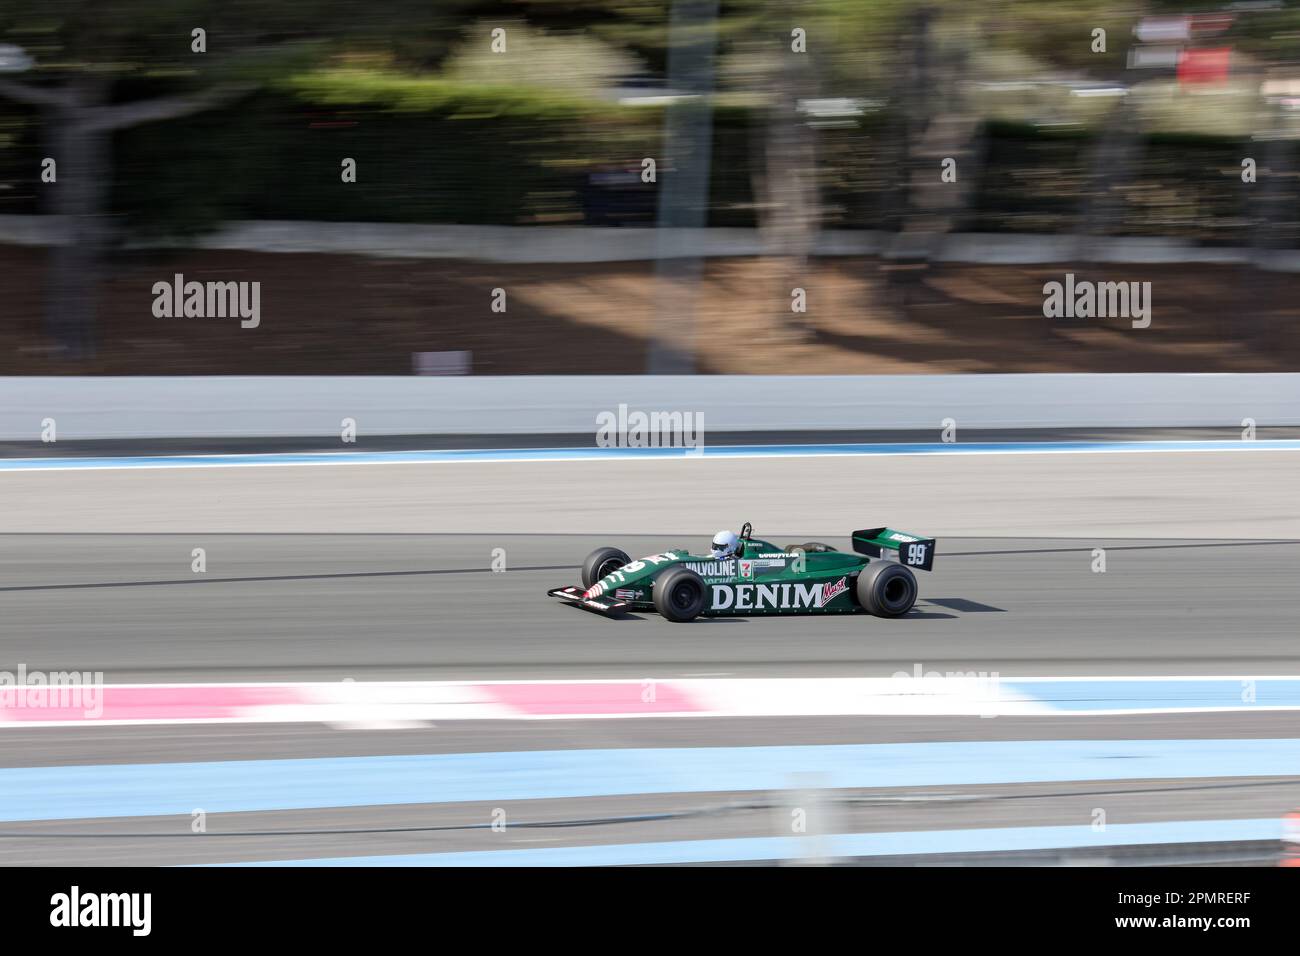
[1,0,1299,241]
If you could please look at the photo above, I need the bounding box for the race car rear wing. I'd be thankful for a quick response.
[852,527,936,571]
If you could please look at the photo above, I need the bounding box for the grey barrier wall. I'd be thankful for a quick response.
[0,374,1296,440]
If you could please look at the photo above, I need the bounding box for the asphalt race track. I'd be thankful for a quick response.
[1,448,1298,866]
[2,448,1299,538]
[1,534,1298,681]
[0,719,1296,866]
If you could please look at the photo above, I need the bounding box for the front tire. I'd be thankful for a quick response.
[581,546,631,589]
[653,567,708,622]
[856,561,918,617]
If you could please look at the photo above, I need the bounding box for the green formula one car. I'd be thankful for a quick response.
[548,522,935,622]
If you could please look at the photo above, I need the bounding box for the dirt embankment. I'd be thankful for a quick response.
[1,244,1295,374]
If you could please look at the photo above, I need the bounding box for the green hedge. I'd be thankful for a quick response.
[968,120,1294,245]
[0,78,1287,242]
[102,82,766,231]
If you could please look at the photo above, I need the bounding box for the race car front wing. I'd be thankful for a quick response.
[547,586,630,616]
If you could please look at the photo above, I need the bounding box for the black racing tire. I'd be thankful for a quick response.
[855,560,918,618]
[653,567,708,623]
[581,546,631,589]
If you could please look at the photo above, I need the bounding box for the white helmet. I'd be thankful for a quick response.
[710,529,740,559]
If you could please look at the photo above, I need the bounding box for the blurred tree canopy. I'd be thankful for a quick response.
[0,0,1296,336]
[0,0,472,353]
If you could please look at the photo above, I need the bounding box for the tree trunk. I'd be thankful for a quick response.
[648,0,720,374]
[1074,93,1143,263]
[1245,89,1292,356]
[0,75,248,361]
[756,17,821,340]
[44,76,111,359]
[894,10,980,262]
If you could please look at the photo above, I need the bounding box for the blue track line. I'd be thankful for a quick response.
[1008,679,1300,712]
[214,817,1283,867]
[3,738,1298,823]
[2,439,1300,471]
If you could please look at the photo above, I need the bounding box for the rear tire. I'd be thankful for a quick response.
[581,546,631,589]
[653,567,708,622]
[856,561,918,617]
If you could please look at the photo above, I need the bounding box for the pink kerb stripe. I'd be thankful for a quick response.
[0,685,309,722]
[480,682,701,716]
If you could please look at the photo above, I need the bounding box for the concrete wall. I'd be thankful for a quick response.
[0,374,1296,440]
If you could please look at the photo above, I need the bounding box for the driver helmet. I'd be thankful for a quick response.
[710,529,740,559]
